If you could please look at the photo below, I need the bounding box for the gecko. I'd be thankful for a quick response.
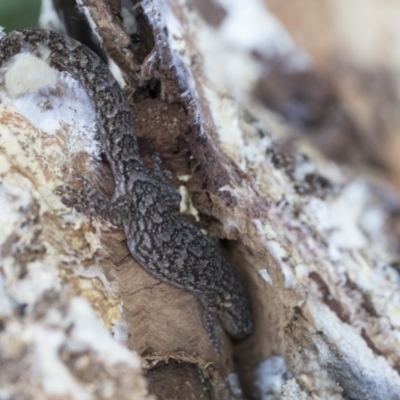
[0,28,253,353]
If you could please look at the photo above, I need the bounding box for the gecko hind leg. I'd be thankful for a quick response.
[203,304,223,355]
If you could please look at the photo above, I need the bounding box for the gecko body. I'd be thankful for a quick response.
[0,28,253,352]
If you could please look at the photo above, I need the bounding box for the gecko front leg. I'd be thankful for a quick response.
[149,155,182,207]
[56,176,130,226]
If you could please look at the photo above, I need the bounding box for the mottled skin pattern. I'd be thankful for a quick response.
[0,28,253,352]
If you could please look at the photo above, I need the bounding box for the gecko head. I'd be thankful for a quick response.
[217,291,253,340]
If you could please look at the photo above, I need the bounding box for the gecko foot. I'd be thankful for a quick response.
[55,184,91,213]
[151,154,173,180]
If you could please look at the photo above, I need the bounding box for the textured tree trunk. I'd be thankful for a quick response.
[2,0,400,399]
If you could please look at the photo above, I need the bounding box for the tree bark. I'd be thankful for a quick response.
[2,0,400,399]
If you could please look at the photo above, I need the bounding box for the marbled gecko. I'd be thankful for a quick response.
[0,28,253,353]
